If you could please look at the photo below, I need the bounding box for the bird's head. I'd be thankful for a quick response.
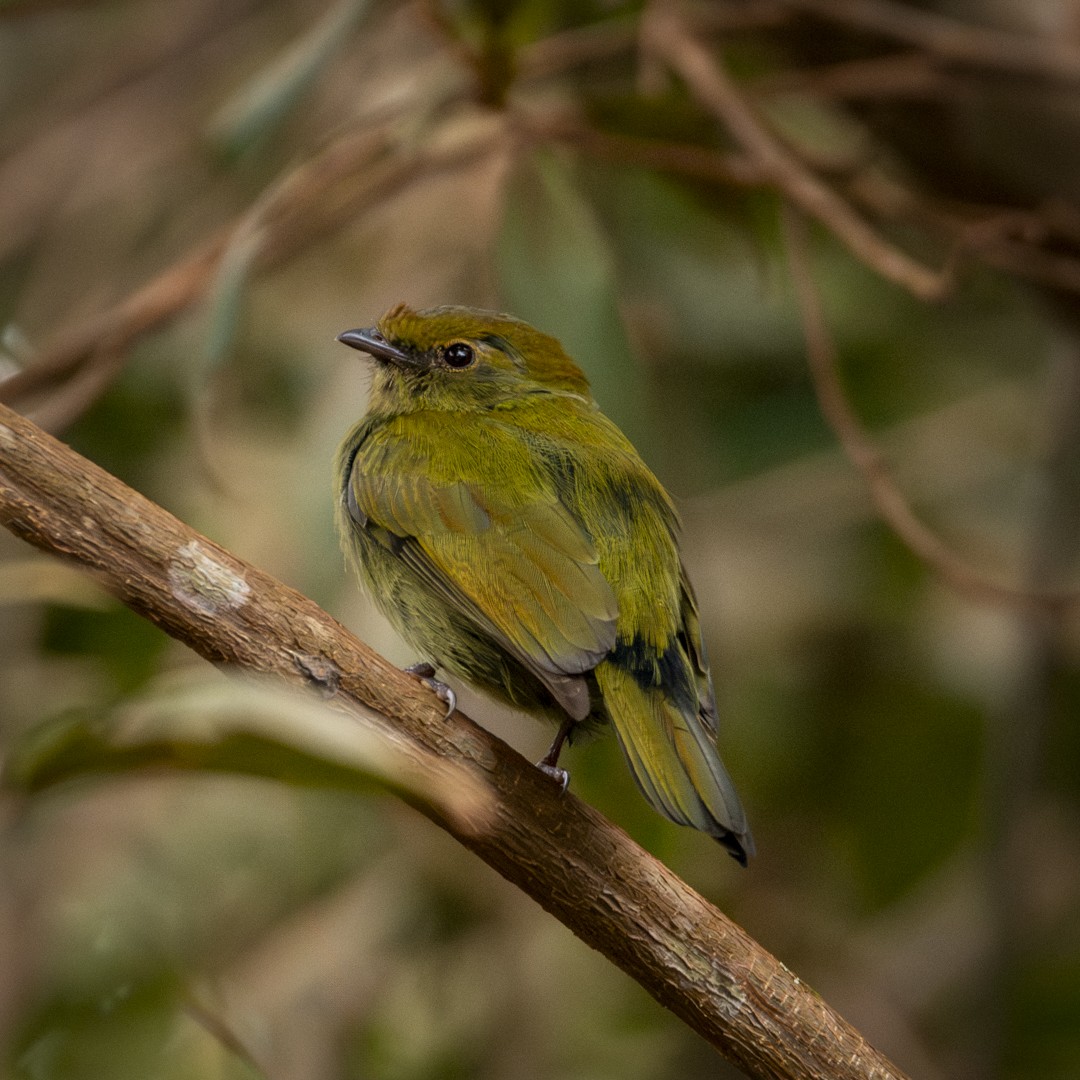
[337,303,591,412]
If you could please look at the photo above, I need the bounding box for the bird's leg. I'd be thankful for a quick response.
[535,716,574,792]
[405,662,456,717]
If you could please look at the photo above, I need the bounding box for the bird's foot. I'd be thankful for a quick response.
[405,662,456,718]
[535,715,575,792]
[535,760,570,792]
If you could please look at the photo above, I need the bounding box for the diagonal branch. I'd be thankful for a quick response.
[789,0,1080,84]
[0,401,911,1080]
[781,203,1080,611]
[647,10,952,301]
[0,114,494,420]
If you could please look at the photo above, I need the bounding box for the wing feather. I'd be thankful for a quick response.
[346,422,618,718]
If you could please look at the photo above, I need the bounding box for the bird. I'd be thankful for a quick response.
[335,303,753,864]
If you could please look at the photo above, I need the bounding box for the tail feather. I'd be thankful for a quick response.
[596,660,754,865]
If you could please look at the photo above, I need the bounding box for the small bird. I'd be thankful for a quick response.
[335,304,753,863]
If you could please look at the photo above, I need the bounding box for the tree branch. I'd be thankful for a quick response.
[522,112,765,187]
[789,0,1080,84]
[0,401,911,1080]
[647,9,952,301]
[781,203,1080,611]
[1,113,495,420]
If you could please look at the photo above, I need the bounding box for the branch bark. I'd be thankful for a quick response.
[0,400,911,1080]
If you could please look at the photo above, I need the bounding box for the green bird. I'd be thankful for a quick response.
[335,304,753,864]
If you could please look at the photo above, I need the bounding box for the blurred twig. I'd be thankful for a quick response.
[788,0,1080,83]
[0,401,912,1080]
[749,51,961,101]
[12,236,229,426]
[647,9,952,301]
[524,16,1080,301]
[1,115,499,424]
[531,111,1080,306]
[526,113,764,187]
[782,203,1080,611]
[182,996,262,1075]
[843,175,1080,298]
[12,2,1080,434]
[0,0,265,263]
[976,238,1080,297]
[517,0,789,82]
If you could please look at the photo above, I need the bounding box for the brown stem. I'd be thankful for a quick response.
[789,0,1080,84]
[0,402,912,1080]
[528,114,765,187]
[782,203,1080,610]
[1,115,493,421]
[647,10,952,301]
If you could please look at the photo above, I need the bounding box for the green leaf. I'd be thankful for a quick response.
[5,673,492,835]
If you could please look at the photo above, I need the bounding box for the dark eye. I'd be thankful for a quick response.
[443,342,475,368]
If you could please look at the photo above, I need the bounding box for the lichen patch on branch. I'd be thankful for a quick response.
[168,539,251,616]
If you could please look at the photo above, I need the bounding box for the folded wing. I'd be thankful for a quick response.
[345,429,618,720]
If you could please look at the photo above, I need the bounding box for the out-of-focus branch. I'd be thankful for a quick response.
[0,400,913,1080]
[646,10,952,301]
[1,114,497,421]
[782,203,1080,611]
[789,0,1080,84]
[12,4,1080,431]
[530,113,1080,304]
[2,236,230,418]
[517,0,790,82]
[977,238,1080,297]
[524,113,765,187]
[0,0,264,263]
[749,51,960,102]
[842,174,1080,298]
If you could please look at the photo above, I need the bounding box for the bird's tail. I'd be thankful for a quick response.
[596,660,754,865]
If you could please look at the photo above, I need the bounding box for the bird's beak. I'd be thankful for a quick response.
[336,327,415,366]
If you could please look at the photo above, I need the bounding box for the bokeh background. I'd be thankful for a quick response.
[2,1,1080,1078]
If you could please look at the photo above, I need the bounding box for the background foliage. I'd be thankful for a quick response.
[2,1,1080,1078]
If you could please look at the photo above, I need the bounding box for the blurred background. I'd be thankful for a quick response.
[2,0,1080,1077]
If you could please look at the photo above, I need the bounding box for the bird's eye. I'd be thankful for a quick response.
[443,342,475,368]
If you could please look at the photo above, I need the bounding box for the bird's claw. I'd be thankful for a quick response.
[536,761,570,792]
[405,662,456,717]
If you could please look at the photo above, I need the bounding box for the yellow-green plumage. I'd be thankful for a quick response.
[335,303,753,863]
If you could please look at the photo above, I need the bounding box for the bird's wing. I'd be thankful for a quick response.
[345,422,618,720]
